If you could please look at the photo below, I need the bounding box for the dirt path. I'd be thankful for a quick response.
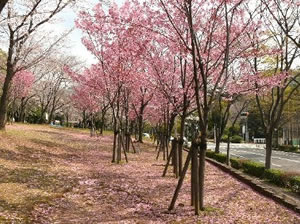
[1,124,300,223]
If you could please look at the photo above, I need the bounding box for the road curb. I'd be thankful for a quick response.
[206,157,300,215]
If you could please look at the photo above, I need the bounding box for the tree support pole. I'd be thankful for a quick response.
[162,140,175,177]
[168,149,192,211]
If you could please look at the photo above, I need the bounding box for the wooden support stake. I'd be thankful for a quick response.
[192,143,199,215]
[156,147,160,160]
[178,139,183,176]
[162,141,175,177]
[120,134,128,163]
[168,149,192,211]
[199,145,206,211]
[130,137,137,154]
[117,133,122,163]
[163,135,166,161]
[191,146,194,206]
[173,139,179,178]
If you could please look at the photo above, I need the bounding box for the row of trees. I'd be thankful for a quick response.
[0,0,85,127]
[0,0,299,214]
[66,0,300,213]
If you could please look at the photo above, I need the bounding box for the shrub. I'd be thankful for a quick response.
[264,169,286,187]
[206,150,215,159]
[214,153,227,163]
[231,135,243,143]
[241,160,265,177]
[230,158,243,169]
[205,150,300,194]
[221,135,228,142]
[289,176,300,194]
[205,151,227,163]
[278,145,298,152]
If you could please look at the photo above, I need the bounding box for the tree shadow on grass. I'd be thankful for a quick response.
[33,129,97,144]
[0,165,77,193]
[30,137,114,162]
[0,145,63,166]
[0,165,79,223]
[28,139,81,160]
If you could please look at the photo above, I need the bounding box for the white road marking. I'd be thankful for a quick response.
[230,150,300,164]
[235,150,265,156]
[210,144,300,167]
[273,157,300,164]
[227,150,300,163]
[231,153,246,159]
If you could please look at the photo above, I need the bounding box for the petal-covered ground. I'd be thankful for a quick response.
[0,124,299,223]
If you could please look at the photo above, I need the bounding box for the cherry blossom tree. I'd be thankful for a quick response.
[144,41,195,170]
[149,0,271,213]
[8,69,34,122]
[131,85,153,143]
[73,1,155,163]
[68,0,300,214]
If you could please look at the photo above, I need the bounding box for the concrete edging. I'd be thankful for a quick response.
[205,157,300,214]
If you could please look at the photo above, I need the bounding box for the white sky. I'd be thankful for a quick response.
[58,0,125,66]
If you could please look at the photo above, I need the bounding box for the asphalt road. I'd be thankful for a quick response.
[207,143,300,173]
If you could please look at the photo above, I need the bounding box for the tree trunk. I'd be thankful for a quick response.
[117,132,121,163]
[168,149,192,211]
[48,107,55,124]
[0,0,8,14]
[138,114,143,143]
[112,132,117,163]
[100,112,106,135]
[90,115,95,137]
[112,117,117,163]
[226,135,231,166]
[178,115,186,176]
[191,142,199,214]
[172,139,179,178]
[66,113,69,127]
[199,132,207,211]
[215,133,221,154]
[265,132,273,169]
[39,109,47,124]
[18,97,26,122]
[82,110,86,128]
[0,66,14,130]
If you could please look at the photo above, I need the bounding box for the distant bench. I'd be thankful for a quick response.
[254,138,266,149]
[254,138,266,144]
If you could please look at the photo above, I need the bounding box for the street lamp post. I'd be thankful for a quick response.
[241,112,249,142]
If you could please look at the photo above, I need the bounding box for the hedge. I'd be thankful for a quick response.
[206,150,300,195]
[241,160,265,178]
[263,169,286,187]
[206,150,227,163]
[290,176,300,194]
[278,145,298,152]
[221,135,243,143]
[230,157,244,170]
[231,135,243,143]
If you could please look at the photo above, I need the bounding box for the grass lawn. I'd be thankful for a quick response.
[0,123,299,223]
